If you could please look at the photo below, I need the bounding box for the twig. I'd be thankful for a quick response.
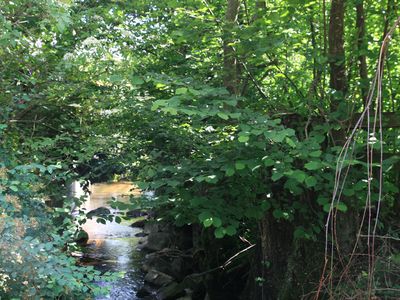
[223,244,255,268]
[189,244,256,277]
[359,234,400,242]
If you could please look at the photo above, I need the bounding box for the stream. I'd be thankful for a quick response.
[77,182,145,300]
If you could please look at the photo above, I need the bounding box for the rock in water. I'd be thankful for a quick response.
[86,206,111,218]
[131,219,146,228]
[126,209,148,218]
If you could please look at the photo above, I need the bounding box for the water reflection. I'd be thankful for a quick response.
[79,182,144,300]
[82,182,140,240]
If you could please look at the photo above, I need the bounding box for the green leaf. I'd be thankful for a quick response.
[155,82,167,89]
[285,137,296,148]
[225,167,235,177]
[9,185,18,192]
[225,225,236,236]
[272,209,284,219]
[203,218,213,227]
[199,211,212,222]
[167,180,180,187]
[214,227,225,238]
[151,99,168,111]
[261,200,271,211]
[290,170,306,183]
[135,181,150,190]
[190,197,203,206]
[163,107,178,115]
[304,161,322,170]
[217,112,229,120]
[131,76,144,85]
[271,172,283,181]
[195,176,205,182]
[212,217,222,227]
[305,176,317,187]
[323,203,332,212]
[229,112,241,119]
[323,202,347,213]
[235,161,246,170]
[176,87,188,94]
[205,175,218,183]
[317,197,329,205]
[262,157,274,167]
[336,202,348,212]
[309,150,322,157]
[147,168,156,177]
[96,218,106,224]
[270,131,286,143]
[238,135,249,143]
[343,188,355,196]
[109,74,123,83]
[294,227,307,239]
[284,179,303,195]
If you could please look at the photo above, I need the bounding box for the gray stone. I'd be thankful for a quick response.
[144,269,174,287]
[126,209,148,218]
[138,236,148,245]
[176,296,192,300]
[142,252,170,274]
[143,232,170,251]
[177,289,193,300]
[143,222,161,234]
[157,282,185,300]
[141,249,191,280]
[136,286,152,298]
[135,231,147,237]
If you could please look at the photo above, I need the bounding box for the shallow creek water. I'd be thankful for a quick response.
[79,182,144,300]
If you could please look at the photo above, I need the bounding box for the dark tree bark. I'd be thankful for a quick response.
[253,0,266,20]
[356,0,368,107]
[242,214,294,300]
[328,0,347,110]
[328,0,360,260]
[307,15,323,99]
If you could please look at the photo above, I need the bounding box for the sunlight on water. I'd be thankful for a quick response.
[81,182,140,239]
[78,182,145,300]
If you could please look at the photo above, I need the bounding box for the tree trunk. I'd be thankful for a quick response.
[356,0,368,107]
[223,0,241,95]
[329,0,359,258]
[242,213,294,300]
[252,0,266,21]
[328,0,347,110]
